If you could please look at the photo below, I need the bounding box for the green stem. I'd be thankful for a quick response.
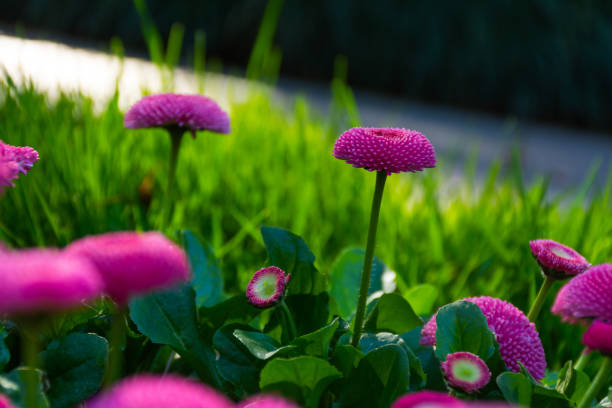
[578,356,612,408]
[21,325,40,408]
[280,300,298,341]
[527,274,555,322]
[103,308,127,387]
[574,347,592,372]
[351,171,387,348]
[160,129,184,231]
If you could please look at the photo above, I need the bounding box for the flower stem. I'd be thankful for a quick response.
[351,171,387,348]
[21,324,40,408]
[577,356,612,408]
[160,129,184,231]
[280,300,298,341]
[103,308,127,388]
[574,347,591,372]
[527,274,555,322]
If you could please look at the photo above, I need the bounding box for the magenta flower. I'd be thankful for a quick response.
[246,266,290,308]
[552,263,612,324]
[0,140,39,194]
[392,391,466,408]
[66,231,189,305]
[582,320,612,356]
[441,352,491,394]
[420,296,547,380]
[88,374,233,408]
[0,394,16,408]
[238,395,301,408]
[124,93,230,137]
[529,239,590,278]
[0,249,103,316]
[333,127,436,175]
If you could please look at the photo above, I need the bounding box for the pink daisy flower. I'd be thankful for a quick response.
[246,266,290,308]
[87,375,233,408]
[441,352,491,394]
[0,249,103,316]
[66,231,190,305]
[124,93,230,137]
[238,394,301,408]
[582,320,612,356]
[392,391,466,408]
[420,296,546,380]
[552,263,612,324]
[333,127,436,175]
[0,140,39,194]
[529,239,590,278]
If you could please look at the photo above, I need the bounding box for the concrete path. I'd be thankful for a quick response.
[1,33,610,192]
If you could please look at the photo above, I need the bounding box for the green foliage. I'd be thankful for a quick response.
[364,293,423,334]
[0,368,49,408]
[497,370,570,408]
[555,361,591,405]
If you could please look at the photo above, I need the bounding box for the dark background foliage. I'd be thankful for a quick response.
[3,0,612,130]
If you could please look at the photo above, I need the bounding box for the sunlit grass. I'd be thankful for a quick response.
[1,76,611,370]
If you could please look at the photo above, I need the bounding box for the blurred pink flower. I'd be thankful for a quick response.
[0,249,103,316]
[529,239,589,278]
[420,296,546,380]
[66,231,189,305]
[441,352,491,394]
[333,127,436,175]
[238,394,301,408]
[246,266,290,308]
[124,93,230,136]
[582,320,612,356]
[88,375,233,408]
[392,391,466,408]
[552,263,612,324]
[0,394,16,408]
[0,140,39,194]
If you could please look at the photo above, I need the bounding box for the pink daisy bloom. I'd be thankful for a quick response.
[246,266,290,308]
[0,140,39,194]
[0,249,103,316]
[392,391,467,408]
[87,375,233,408]
[238,394,301,408]
[420,296,546,380]
[333,127,436,175]
[529,239,590,278]
[582,320,612,356]
[552,263,612,324]
[66,231,190,305]
[124,93,230,137]
[441,352,491,394]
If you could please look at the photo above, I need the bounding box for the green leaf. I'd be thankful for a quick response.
[556,361,590,404]
[0,324,10,371]
[200,295,262,333]
[365,293,423,334]
[435,300,496,361]
[497,372,533,406]
[291,318,339,358]
[179,230,223,308]
[233,329,296,360]
[338,344,410,408]
[41,333,108,408]
[130,285,220,387]
[330,248,385,319]
[332,345,364,377]
[284,293,330,336]
[260,226,326,295]
[213,324,261,394]
[404,284,439,315]
[0,368,49,408]
[259,356,342,408]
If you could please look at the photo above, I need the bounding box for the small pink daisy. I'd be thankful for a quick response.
[552,263,612,324]
[582,320,612,356]
[333,127,436,175]
[0,249,103,316]
[529,239,590,278]
[238,394,300,408]
[66,231,190,305]
[87,375,233,408]
[0,140,39,194]
[124,93,230,137]
[420,296,547,380]
[246,266,290,308]
[441,352,491,394]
